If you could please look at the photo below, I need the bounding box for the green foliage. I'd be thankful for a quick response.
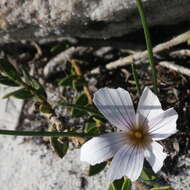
[50,134,69,158]
[3,88,33,99]
[85,120,100,135]
[0,75,19,87]
[72,93,88,117]
[21,66,47,99]
[121,178,132,190]
[30,78,47,99]
[58,75,79,87]
[150,186,171,190]
[88,162,107,176]
[140,167,156,183]
[0,59,21,81]
[72,78,85,90]
[109,178,132,190]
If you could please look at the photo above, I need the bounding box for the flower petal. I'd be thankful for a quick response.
[80,133,126,165]
[148,108,178,140]
[137,87,164,126]
[144,141,167,173]
[93,87,136,131]
[107,144,144,182]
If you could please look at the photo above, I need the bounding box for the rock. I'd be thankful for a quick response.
[0,0,190,42]
[0,85,107,190]
[0,85,23,130]
[0,136,108,190]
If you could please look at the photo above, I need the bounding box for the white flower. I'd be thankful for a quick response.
[80,87,178,182]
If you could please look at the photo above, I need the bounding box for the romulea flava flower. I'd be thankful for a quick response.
[80,87,178,182]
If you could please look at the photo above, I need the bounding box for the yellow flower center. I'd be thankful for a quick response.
[122,127,152,148]
[134,131,143,138]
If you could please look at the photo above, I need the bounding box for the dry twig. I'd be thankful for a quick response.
[91,31,190,74]
[170,49,190,58]
[159,61,190,77]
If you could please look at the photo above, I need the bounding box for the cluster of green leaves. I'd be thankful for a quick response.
[109,177,132,190]
[0,59,47,101]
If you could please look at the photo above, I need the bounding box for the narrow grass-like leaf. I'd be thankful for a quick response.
[3,88,33,99]
[0,76,19,87]
[150,186,171,190]
[136,0,158,94]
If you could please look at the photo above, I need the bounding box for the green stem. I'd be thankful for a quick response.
[136,0,158,94]
[131,63,141,96]
[0,129,95,138]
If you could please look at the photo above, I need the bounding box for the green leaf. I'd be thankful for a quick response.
[121,178,132,190]
[21,66,47,98]
[88,162,107,176]
[0,76,19,87]
[140,167,157,185]
[30,78,47,98]
[0,59,21,81]
[58,75,79,87]
[21,65,32,83]
[92,114,107,123]
[72,93,88,117]
[150,186,171,190]
[50,136,69,158]
[85,121,100,135]
[3,88,33,99]
[109,178,124,190]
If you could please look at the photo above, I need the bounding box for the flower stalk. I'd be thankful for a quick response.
[131,63,141,96]
[136,0,158,94]
[0,129,95,138]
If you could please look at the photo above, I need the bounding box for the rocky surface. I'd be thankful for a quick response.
[0,0,190,42]
[0,136,108,190]
[0,85,23,130]
[0,85,108,190]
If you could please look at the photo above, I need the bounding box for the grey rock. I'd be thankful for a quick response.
[0,85,23,130]
[0,136,108,190]
[0,0,190,42]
